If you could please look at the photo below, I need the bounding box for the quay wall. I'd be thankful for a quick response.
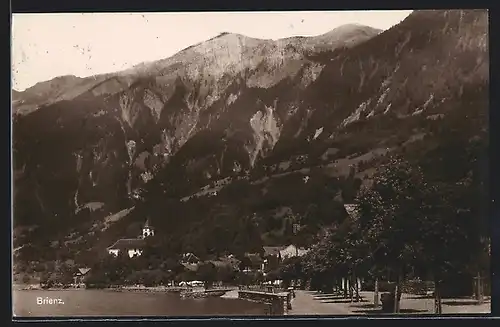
[238,290,292,315]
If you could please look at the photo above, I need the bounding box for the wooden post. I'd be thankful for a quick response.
[355,277,360,302]
[393,283,399,313]
[396,270,404,313]
[476,272,484,304]
[349,275,354,303]
[393,283,401,313]
[434,279,442,314]
[374,278,380,307]
[394,272,401,314]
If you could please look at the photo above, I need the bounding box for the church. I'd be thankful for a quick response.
[107,219,154,258]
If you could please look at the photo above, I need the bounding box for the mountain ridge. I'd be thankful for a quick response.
[11,25,380,109]
[12,10,488,269]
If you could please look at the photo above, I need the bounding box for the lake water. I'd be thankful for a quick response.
[13,290,268,317]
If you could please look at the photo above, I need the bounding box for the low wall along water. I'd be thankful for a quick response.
[238,290,292,315]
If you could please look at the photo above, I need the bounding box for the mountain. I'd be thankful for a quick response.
[13,24,381,116]
[12,10,488,266]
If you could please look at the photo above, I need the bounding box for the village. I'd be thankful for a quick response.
[30,215,314,293]
[103,217,312,290]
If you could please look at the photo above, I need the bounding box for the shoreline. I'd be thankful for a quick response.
[14,285,186,292]
[14,284,239,294]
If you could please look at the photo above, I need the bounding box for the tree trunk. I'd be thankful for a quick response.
[343,277,348,298]
[434,278,442,314]
[349,275,354,302]
[374,278,380,307]
[394,273,402,313]
[476,271,484,304]
[393,283,399,313]
[355,276,360,302]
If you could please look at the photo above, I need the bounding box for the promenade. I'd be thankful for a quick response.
[288,290,491,315]
[288,291,353,315]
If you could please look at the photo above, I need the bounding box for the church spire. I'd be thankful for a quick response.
[142,218,154,238]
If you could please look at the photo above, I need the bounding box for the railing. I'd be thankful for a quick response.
[238,285,286,293]
[238,290,292,316]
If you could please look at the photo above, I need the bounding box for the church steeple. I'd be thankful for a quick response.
[142,218,154,239]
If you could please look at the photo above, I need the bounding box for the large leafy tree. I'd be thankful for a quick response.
[197,262,217,288]
[355,154,487,312]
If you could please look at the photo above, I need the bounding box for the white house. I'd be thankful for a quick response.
[344,204,361,220]
[73,267,91,286]
[261,245,308,271]
[279,244,309,260]
[107,238,146,258]
[107,219,154,258]
[181,252,201,264]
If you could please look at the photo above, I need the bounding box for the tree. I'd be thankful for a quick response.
[354,157,430,311]
[85,269,108,289]
[197,262,217,288]
[22,274,31,284]
[238,256,253,272]
[354,154,488,313]
[417,178,488,311]
[217,266,234,284]
[280,256,304,288]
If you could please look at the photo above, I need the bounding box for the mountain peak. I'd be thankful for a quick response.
[320,24,382,38]
[217,32,234,37]
[209,31,268,43]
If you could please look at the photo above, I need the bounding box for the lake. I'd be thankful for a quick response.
[13,289,268,317]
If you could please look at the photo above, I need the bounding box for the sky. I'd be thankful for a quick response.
[11,10,412,91]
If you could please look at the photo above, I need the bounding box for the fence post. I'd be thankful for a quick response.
[374,278,379,307]
[393,283,398,313]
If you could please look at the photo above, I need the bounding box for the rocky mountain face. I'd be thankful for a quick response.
[13,24,380,220]
[13,10,488,263]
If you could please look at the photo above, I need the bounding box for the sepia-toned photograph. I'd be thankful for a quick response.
[12,9,490,317]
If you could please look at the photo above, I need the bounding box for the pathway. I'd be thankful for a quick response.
[288,291,354,315]
[288,290,491,316]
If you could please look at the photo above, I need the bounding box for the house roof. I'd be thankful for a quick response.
[246,253,264,265]
[144,218,153,228]
[344,204,361,220]
[218,256,240,265]
[182,252,200,262]
[211,257,240,269]
[279,245,310,258]
[263,246,285,257]
[181,263,199,271]
[297,248,309,256]
[286,244,309,251]
[78,268,91,275]
[208,260,227,268]
[107,238,146,250]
